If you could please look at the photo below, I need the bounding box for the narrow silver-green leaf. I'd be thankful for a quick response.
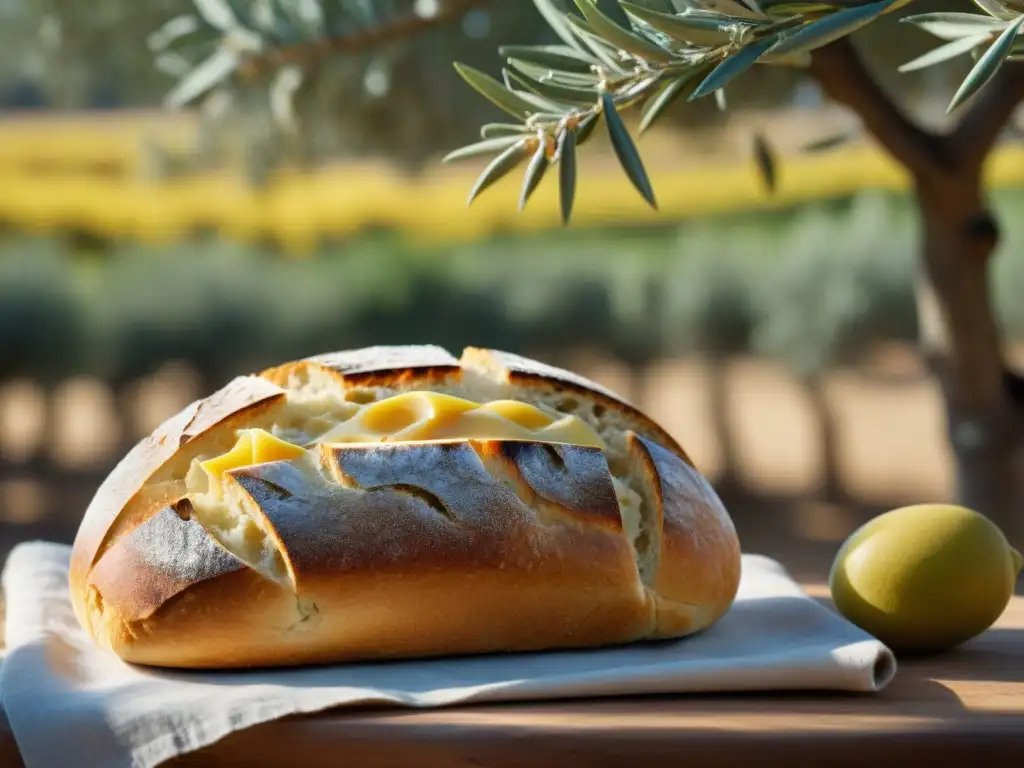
[602,92,658,209]
[519,140,551,211]
[499,44,598,72]
[699,0,767,19]
[753,132,776,193]
[558,127,578,224]
[575,111,601,145]
[971,0,1017,20]
[507,59,601,86]
[900,12,1009,41]
[800,131,854,153]
[619,72,665,104]
[897,32,994,72]
[533,0,592,52]
[148,15,203,51]
[768,0,895,56]
[760,1,839,14]
[573,0,675,62]
[454,62,562,120]
[622,0,677,11]
[443,136,528,164]
[690,36,777,100]
[504,67,599,106]
[714,86,728,111]
[742,0,767,16]
[481,123,533,139]
[947,15,1024,112]
[165,48,239,108]
[566,16,631,71]
[467,140,531,206]
[640,74,694,132]
[194,0,238,30]
[621,3,758,46]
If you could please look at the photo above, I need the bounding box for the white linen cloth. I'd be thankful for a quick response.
[1,541,895,768]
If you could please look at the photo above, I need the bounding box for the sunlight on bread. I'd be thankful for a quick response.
[72,346,740,669]
[185,390,651,592]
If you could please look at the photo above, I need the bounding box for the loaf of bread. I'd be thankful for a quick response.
[69,345,742,669]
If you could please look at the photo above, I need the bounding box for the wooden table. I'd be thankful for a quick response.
[2,589,1022,767]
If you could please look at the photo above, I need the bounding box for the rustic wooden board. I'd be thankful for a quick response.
[3,591,1022,767]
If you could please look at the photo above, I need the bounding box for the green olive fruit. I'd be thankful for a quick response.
[830,503,1023,655]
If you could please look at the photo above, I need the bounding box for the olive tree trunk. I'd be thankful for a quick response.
[915,177,1024,527]
[810,40,1024,539]
[707,355,744,490]
[803,373,847,503]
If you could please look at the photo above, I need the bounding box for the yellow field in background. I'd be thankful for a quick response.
[1,111,1024,252]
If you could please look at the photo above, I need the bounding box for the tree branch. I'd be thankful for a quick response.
[808,38,948,184]
[953,63,1024,170]
[240,0,494,76]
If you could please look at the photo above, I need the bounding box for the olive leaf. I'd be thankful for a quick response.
[639,68,707,133]
[481,123,533,139]
[148,15,204,52]
[622,0,678,11]
[498,44,598,73]
[762,2,839,15]
[165,48,239,108]
[573,0,675,62]
[194,0,238,30]
[533,0,593,52]
[467,140,531,206]
[558,128,578,224]
[753,132,776,193]
[620,2,760,46]
[768,0,895,56]
[970,0,1018,20]
[690,36,778,100]
[453,62,565,120]
[715,87,728,111]
[442,136,529,163]
[698,0,767,20]
[507,59,601,86]
[897,32,994,72]
[566,16,632,72]
[575,111,602,145]
[800,131,854,153]
[602,92,658,209]
[947,14,1024,112]
[900,12,1010,41]
[519,139,551,211]
[504,67,600,106]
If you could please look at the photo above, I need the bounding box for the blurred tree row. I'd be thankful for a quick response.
[6,185,1024,488]
[2,191,940,394]
[9,188,1024,476]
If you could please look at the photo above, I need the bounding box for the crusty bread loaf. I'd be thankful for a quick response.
[70,345,742,669]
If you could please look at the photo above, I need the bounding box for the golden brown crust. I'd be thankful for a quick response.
[627,434,742,638]
[69,375,285,629]
[261,344,463,390]
[71,345,741,669]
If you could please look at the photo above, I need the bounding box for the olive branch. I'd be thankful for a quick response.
[445,0,1024,223]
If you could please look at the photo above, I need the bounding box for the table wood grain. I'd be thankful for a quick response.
[3,589,1022,767]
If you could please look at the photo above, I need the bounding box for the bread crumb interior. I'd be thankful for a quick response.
[170,368,659,590]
